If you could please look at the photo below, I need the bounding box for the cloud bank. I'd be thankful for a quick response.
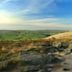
[0,0,72,30]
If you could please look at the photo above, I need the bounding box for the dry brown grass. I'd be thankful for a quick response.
[44,31,72,41]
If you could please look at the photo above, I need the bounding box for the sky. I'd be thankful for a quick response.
[0,0,72,30]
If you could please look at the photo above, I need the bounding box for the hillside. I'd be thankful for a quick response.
[0,31,72,72]
[44,31,72,41]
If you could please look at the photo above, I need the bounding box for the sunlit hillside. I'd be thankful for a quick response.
[0,30,72,72]
[44,31,72,41]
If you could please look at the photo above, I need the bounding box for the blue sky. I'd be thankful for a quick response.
[0,0,72,30]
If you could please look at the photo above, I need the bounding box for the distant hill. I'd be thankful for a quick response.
[0,30,65,40]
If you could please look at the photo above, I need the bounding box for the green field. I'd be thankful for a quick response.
[0,30,65,40]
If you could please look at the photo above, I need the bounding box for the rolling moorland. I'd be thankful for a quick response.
[0,30,65,40]
[0,30,72,72]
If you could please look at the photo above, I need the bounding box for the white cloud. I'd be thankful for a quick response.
[0,0,18,7]
[0,0,11,6]
[0,0,55,17]
[15,0,55,15]
[0,10,72,30]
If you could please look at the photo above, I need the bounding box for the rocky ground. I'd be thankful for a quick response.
[0,49,64,72]
[0,41,71,72]
[53,53,72,72]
